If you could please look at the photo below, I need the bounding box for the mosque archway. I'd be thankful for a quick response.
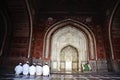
[44,19,96,73]
[60,45,78,73]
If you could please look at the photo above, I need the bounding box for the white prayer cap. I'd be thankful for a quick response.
[26,61,29,63]
[19,63,22,65]
[45,62,48,64]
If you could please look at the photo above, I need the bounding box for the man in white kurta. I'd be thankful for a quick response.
[29,63,36,76]
[22,61,29,75]
[43,62,50,76]
[14,63,22,75]
[36,63,42,76]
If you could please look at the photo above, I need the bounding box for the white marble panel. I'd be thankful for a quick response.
[44,20,96,72]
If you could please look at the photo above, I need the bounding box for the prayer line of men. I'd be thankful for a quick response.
[14,61,50,76]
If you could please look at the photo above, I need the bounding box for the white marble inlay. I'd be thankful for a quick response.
[44,19,96,72]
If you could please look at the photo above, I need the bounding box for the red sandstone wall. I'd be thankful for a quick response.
[112,8,120,60]
[32,14,107,60]
[111,4,120,71]
[6,0,30,58]
[0,0,30,69]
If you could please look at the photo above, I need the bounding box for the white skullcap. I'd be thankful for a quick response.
[19,63,22,65]
[45,62,48,64]
[26,61,29,63]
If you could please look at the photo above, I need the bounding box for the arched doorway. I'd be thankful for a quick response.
[60,45,78,73]
[44,19,96,73]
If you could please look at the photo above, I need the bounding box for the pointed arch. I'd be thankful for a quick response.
[43,19,96,60]
[60,45,79,72]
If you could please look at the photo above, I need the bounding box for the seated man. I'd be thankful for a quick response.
[43,62,50,76]
[29,63,36,76]
[36,63,43,76]
[22,61,30,75]
[14,63,23,75]
[82,62,92,71]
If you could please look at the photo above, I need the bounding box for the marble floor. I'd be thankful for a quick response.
[0,73,120,80]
